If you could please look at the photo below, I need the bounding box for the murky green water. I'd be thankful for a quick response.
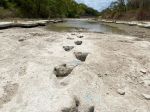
[47,19,126,34]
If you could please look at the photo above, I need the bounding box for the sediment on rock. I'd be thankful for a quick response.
[0,83,19,107]
[74,52,88,62]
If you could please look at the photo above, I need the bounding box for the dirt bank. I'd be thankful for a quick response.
[0,27,150,112]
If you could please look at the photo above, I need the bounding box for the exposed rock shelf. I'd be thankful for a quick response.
[0,19,63,29]
[0,27,150,112]
[99,19,150,29]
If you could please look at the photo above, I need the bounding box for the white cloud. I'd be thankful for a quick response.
[75,0,116,11]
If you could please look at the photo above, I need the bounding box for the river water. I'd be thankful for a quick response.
[47,19,126,34]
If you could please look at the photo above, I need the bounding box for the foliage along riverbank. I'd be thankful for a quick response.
[0,0,99,19]
[100,0,150,21]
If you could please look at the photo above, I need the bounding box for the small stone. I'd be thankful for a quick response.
[117,89,125,95]
[142,94,150,100]
[74,41,82,45]
[63,46,74,51]
[18,39,25,42]
[140,69,147,74]
[74,52,88,62]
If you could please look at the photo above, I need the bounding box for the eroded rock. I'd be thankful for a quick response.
[74,41,82,45]
[63,46,74,51]
[61,97,94,112]
[140,69,147,74]
[88,106,95,112]
[61,97,79,112]
[117,89,125,95]
[142,94,150,100]
[74,52,88,62]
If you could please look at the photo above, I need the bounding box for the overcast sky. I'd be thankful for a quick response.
[75,0,116,11]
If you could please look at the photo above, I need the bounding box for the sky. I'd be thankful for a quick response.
[75,0,116,11]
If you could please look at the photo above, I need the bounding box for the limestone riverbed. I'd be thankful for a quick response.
[0,27,150,112]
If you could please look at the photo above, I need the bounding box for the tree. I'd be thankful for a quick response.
[0,0,99,18]
[100,0,150,20]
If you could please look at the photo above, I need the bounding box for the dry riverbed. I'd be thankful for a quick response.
[0,27,150,112]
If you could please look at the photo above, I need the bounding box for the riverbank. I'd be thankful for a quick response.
[0,27,150,112]
[101,22,150,41]
[99,19,150,29]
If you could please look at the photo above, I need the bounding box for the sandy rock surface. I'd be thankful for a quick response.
[0,27,150,112]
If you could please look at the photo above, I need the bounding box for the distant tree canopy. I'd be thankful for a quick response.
[0,0,99,18]
[100,0,150,20]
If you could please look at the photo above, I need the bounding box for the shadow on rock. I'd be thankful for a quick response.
[54,62,79,77]
[61,97,95,112]
[74,41,82,45]
[74,52,89,62]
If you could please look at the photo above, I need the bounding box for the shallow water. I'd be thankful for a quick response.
[47,19,126,34]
